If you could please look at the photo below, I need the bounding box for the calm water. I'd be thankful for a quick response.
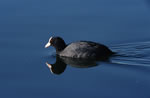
[0,0,150,98]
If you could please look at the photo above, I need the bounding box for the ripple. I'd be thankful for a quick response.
[110,41,150,66]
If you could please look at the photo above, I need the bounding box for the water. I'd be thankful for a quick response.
[0,0,150,98]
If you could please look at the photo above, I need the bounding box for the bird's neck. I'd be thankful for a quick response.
[55,43,67,53]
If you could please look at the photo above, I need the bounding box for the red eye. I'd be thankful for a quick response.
[50,39,52,43]
[49,37,53,43]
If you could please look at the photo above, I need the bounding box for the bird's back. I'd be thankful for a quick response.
[59,41,113,59]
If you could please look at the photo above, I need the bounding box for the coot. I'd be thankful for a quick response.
[45,36,114,59]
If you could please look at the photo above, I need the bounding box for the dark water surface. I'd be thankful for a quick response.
[0,0,150,98]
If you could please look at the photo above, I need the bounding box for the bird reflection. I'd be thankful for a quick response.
[46,56,67,75]
[46,55,110,75]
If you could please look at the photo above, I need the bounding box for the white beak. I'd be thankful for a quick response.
[45,37,53,48]
[45,42,51,48]
[46,62,54,74]
[46,62,52,68]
